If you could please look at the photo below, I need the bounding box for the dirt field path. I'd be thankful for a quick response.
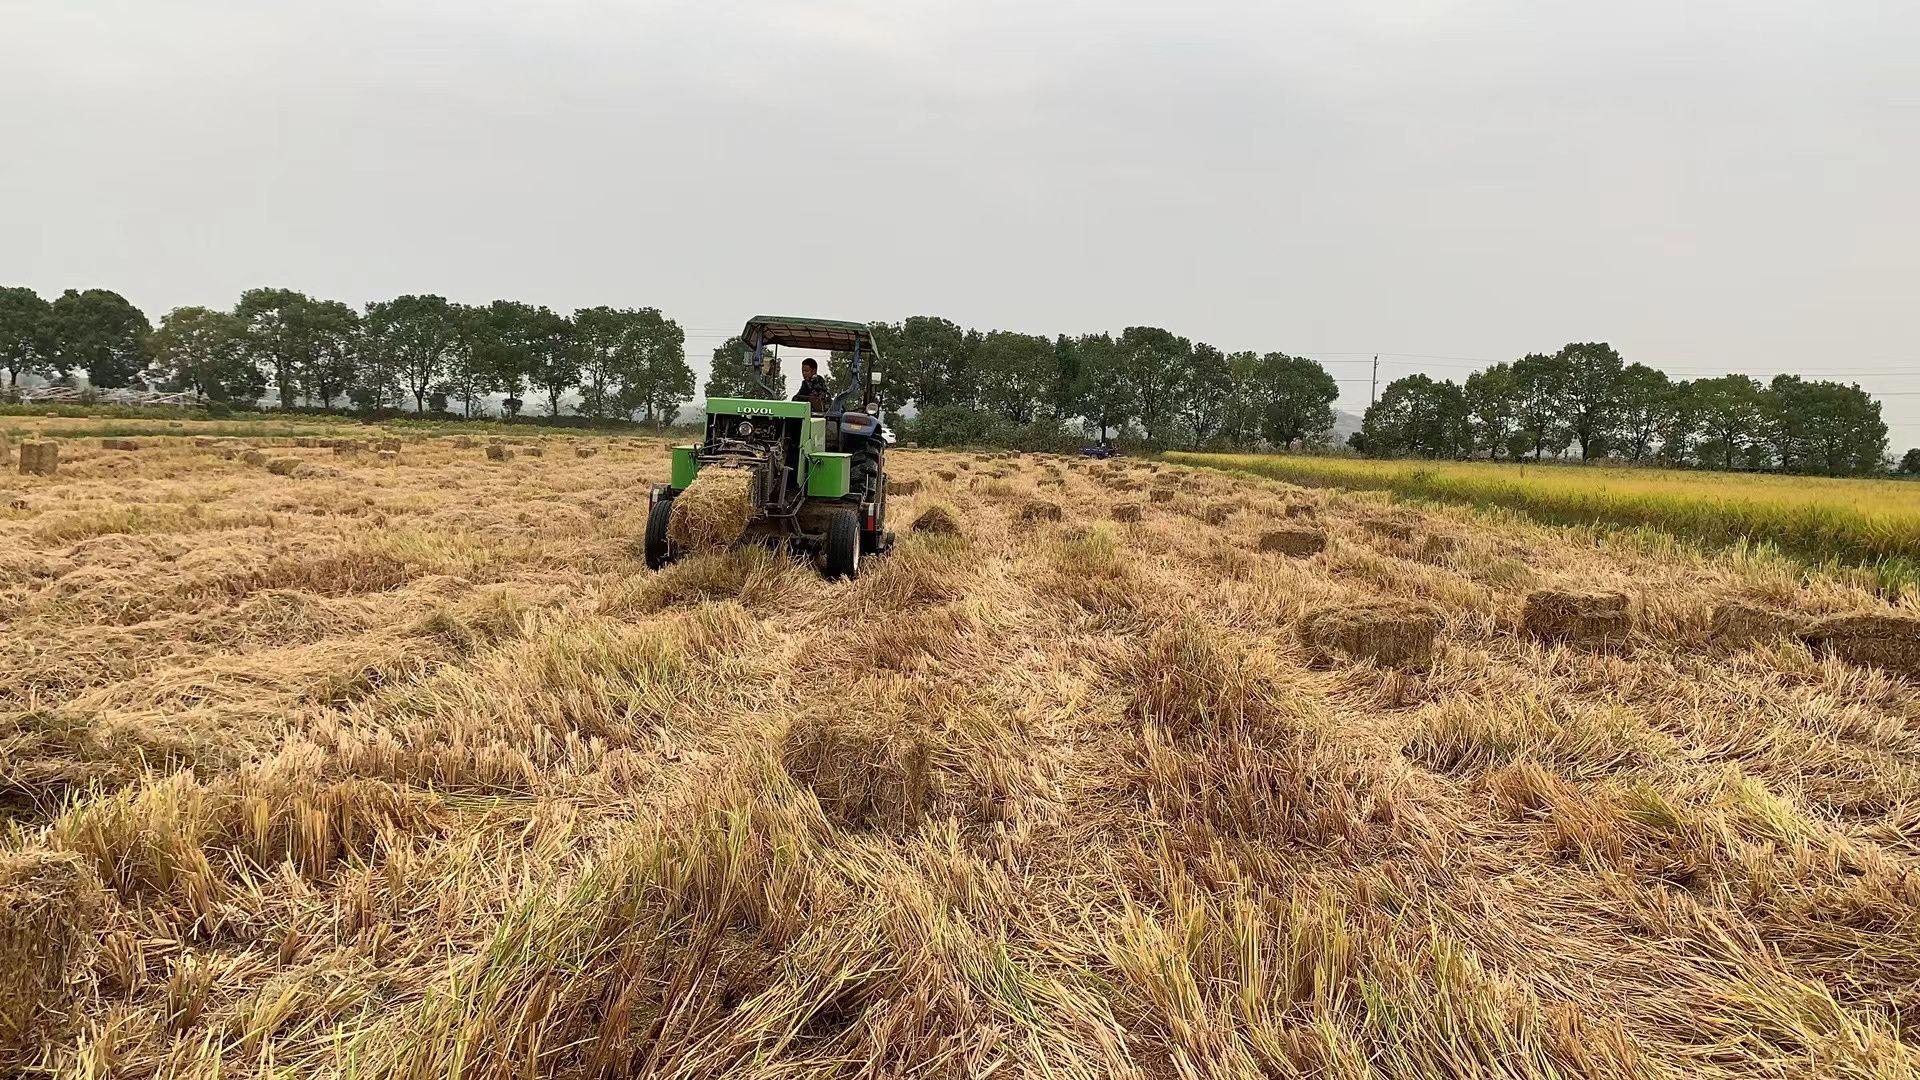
[4,435,1918,1078]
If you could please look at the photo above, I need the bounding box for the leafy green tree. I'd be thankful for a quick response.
[235,288,355,409]
[0,286,57,389]
[1688,374,1765,470]
[1050,334,1080,420]
[1353,375,1468,458]
[1068,332,1127,444]
[147,307,260,402]
[1654,379,1700,466]
[874,316,970,411]
[441,304,489,417]
[1763,375,1886,476]
[571,307,688,425]
[524,307,576,416]
[296,299,361,409]
[700,334,787,401]
[235,288,305,408]
[51,288,150,389]
[1219,350,1265,447]
[1168,342,1233,446]
[1114,326,1191,446]
[365,295,462,413]
[476,300,547,415]
[1510,352,1572,459]
[1462,363,1518,459]
[1257,353,1339,449]
[1555,341,1625,460]
[1901,449,1920,475]
[971,330,1057,424]
[1613,362,1673,461]
[626,310,692,426]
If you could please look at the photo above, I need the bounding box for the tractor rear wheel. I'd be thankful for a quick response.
[644,499,675,569]
[824,508,861,580]
[850,440,883,498]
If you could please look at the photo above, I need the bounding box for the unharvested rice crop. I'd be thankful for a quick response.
[1175,449,1920,576]
[3,423,1920,1078]
[667,466,757,550]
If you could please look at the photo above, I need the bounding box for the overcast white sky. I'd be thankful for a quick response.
[4,1,1916,443]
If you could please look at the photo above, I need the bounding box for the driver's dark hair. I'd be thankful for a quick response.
[800,358,818,374]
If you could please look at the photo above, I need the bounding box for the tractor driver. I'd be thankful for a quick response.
[792,357,830,414]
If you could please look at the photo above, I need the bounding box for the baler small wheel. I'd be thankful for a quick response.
[644,499,675,569]
[825,508,861,580]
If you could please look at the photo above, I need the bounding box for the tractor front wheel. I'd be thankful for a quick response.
[824,508,861,580]
[644,499,675,569]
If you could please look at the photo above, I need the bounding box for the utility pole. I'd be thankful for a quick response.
[1370,355,1379,406]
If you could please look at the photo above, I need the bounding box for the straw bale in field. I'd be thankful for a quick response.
[575,446,598,459]
[783,714,935,830]
[1414,533,1458,562]
[241,449,268,467]
[1801,613,1920,677]
[376,450,399,465]
[1199,501,1234,526]
[193,436,217,449]
[668,468,756,551]
[1710,601,1806,647]
[294,437,318,448]
[19,441,58,476]
[1522,589,1631,647]
[1110,502,1143,522]
[449,435,477,448]
[1360,515,1414,542]
[331,442,358,456]
[1259,527,1325,557]
[485,444,513,461]
[1017,500,1063,525]
[1,851,108,1055]
[266,457,304,476]
[374,438,402,452]
[891,478,921,496]
[1299,601,1441,668]
[1149,488,1175,504]
[935,469,956,481]
[910,504,962,536]
[100,438,139,451]
[523,445,544,457]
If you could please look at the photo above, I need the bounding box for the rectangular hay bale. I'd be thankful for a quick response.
[19,441,58,476]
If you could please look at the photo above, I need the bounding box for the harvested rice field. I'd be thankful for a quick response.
[5,432,1920,1078]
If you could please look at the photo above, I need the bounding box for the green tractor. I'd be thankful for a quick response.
[644,315,894,579]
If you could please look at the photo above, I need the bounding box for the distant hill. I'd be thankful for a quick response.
[1331,407,1364,441]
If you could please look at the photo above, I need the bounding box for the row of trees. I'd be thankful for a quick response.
[704,317,1343,451]
[1354,342,1890,475]
[0,285,1899,474]
[0,285,693,423]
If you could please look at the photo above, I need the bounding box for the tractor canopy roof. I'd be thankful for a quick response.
[744,316,883,359]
